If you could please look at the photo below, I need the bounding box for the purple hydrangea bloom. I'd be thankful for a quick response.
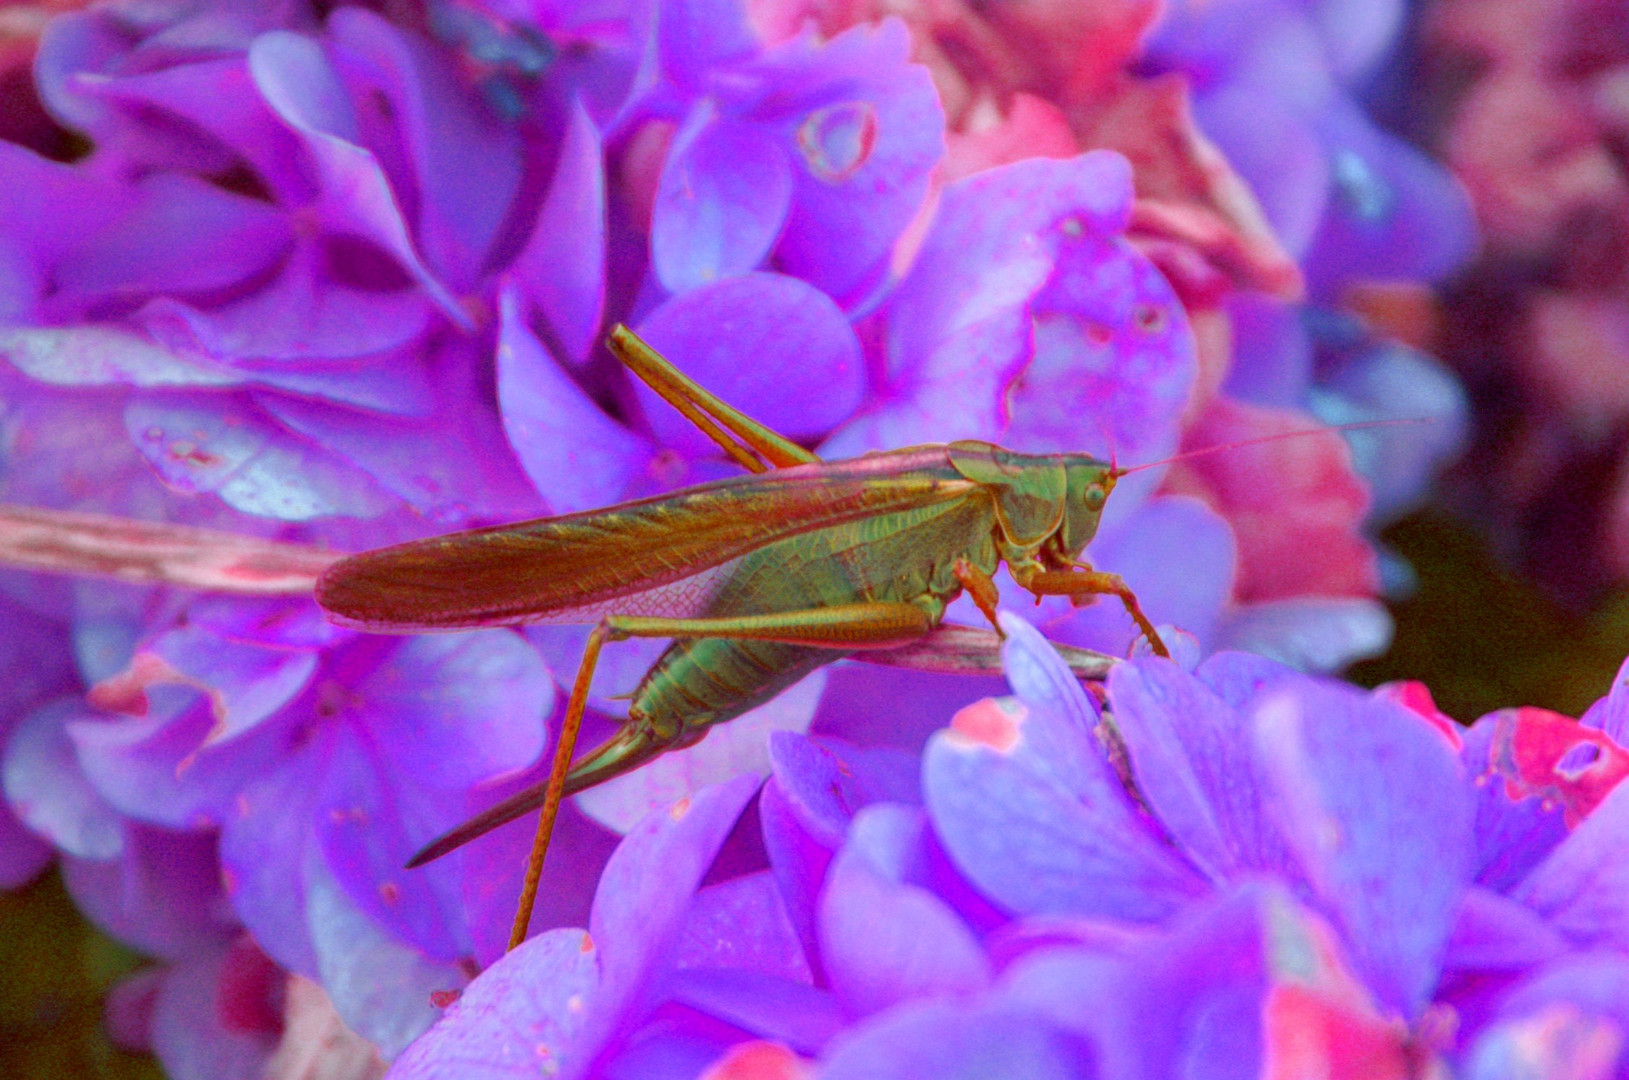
[0,0,1575,1074]
[383,615,1629,1076]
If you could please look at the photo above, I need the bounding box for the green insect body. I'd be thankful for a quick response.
[558,443,1118,793]
[314,326,1157,949]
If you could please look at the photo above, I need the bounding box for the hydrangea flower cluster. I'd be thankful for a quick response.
[392,615,1629,1080]
[0,0,1539,1075]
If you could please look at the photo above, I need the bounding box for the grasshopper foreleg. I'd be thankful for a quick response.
[1014,566,1171,659]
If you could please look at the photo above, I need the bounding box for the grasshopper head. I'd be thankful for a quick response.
[1057,457,1116,558]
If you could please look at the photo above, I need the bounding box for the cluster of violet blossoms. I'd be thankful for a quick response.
[393,615,1629,1079]
[0,0,1575,1076]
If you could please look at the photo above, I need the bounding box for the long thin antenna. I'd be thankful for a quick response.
[1113,417,1433,478]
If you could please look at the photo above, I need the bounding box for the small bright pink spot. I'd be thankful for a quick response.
[379,881,400,905]
[1492,707,1629,826]
[698,1041,811,1080]
[950,698,1026,753]
[580,932,595,954]
[1372,681,1462,750]
[798,102,878,183]
[669,797,692,821]
[429,988,462,1009]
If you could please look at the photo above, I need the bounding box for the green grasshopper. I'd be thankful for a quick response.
[315,325,1167,949]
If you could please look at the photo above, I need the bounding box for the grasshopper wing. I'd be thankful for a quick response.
[317,455,973,631]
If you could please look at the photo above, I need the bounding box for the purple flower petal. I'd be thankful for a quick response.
[1108,658,1297,883]
[315,723,469,964]
[653,111,793,294]
[0,325,244,389]
[387,927,600,1080]
[1190,649,1302,709]
[248,32,467,326]
[510,99,607,364]
[137,255,435,362]
[149,942,279,1080]
[220,749,323,977]
[1466,954,1629,1080]
[145,624,319,743]
[56,173,293,303]
[1511,781,1629,953]
[0,802,52,889]
[327,8,525,292]
[1311,344,1469,526]
[61,824,235,961]
[457,794,618,968]
[819,804,990,1019]
[634,273,865,458]
[885,152,1134,381]
[4,699,125,858]
[765,20,944,305]
[581,775,761,1059]
[364,632,551,793]
[1212,596,1393,673]
[1460,711,1572,893]
[1301,98,1477,297]
[657,0,758,92]
[1250,679,1473,1018]
[766,732,921,848]
[819,998,1095,1080]
[75,55,309,200]
[496,289,651,513]
[1005,883,1397,1080]
[1441,887,1568,975]
[70,686,293,831]
[924,682,1209,920]
[1580,654,1629,745]
[253,357,542,528]
[305,852,468,1059]
[759,776,834,983]
[675,870,811,983]
[666,969,842,1054]
[1222,292,1314,408]
[124,393,400,520]
[1189,84,1329,258]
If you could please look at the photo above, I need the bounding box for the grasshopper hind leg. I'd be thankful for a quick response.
[489,600,933,951]
[608,325,820,472]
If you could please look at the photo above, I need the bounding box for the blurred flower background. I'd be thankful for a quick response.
[0,0,1625,1077]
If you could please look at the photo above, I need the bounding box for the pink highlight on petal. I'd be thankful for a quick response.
[1163,397,1378,604]
[699,1040,812,1080]
[670,797,693,821]
[948,697,1026,753]
[1263,984,1416,1080]
[1491,707,1629,826]
[1372,681,1463,751]
[87,652,177,716]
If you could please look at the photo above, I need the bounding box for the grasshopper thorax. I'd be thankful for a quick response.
[946,442,1115,560]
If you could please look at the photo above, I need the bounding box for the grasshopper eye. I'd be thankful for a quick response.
[1083,485,1108,511]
